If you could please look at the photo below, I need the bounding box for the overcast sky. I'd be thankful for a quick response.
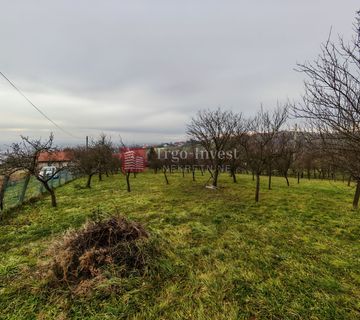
[0,0,359,147]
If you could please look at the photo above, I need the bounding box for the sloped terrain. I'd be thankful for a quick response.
[0,172,359,319]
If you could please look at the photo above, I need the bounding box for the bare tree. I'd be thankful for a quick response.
[72,134,117,188]
[72,146,99,188]
[187,108,243,187]
[5,134,62,207]
[294,12,360,208]
[275,129,302,187]
[148,147,161,174]
[240,106,288,202]
[225,131,247,183]
[94,134,114,181]
[118,137,133,192]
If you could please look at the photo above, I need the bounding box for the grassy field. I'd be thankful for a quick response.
[0,171,359,319]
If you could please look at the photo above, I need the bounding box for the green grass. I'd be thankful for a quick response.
[0,171,359,319]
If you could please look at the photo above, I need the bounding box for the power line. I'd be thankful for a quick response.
[0,71,81,139]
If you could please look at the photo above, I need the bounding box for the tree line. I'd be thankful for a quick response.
[149,12,360,209]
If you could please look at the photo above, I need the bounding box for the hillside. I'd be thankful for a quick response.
[0,172,359,319]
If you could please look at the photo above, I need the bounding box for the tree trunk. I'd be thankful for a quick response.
[192,168,195,181]
[268,162,272,190]
[268,165,272,190]
[285,172,290,187]
[163,169,169,185]
[255,173,260,202]
[232,170,237,183]
[86,174,93,188]
[43,182,57,207]
[49,188,57,207]
[297,172,300,184]
[126,171,131,192]
[98,171,102,181]
[213,168,219,187]
[0,175,10,211]
[353,180,360,209]
[347,176,351,187]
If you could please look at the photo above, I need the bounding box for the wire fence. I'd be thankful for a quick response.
[1,170,76,212]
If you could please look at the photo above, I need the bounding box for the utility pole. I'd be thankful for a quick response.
[86,136,89,150]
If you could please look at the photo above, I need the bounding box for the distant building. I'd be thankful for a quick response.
[37,150,73,169]
[118,147,148,172]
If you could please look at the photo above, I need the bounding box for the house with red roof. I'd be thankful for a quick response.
[37,150,74,169]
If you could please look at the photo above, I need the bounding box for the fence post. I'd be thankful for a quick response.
[19,174,31,205]
[0,175,10,211]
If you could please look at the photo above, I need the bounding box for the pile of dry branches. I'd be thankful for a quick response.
[48,215,149,284]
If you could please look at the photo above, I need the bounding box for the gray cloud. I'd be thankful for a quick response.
[0,0,359,147]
